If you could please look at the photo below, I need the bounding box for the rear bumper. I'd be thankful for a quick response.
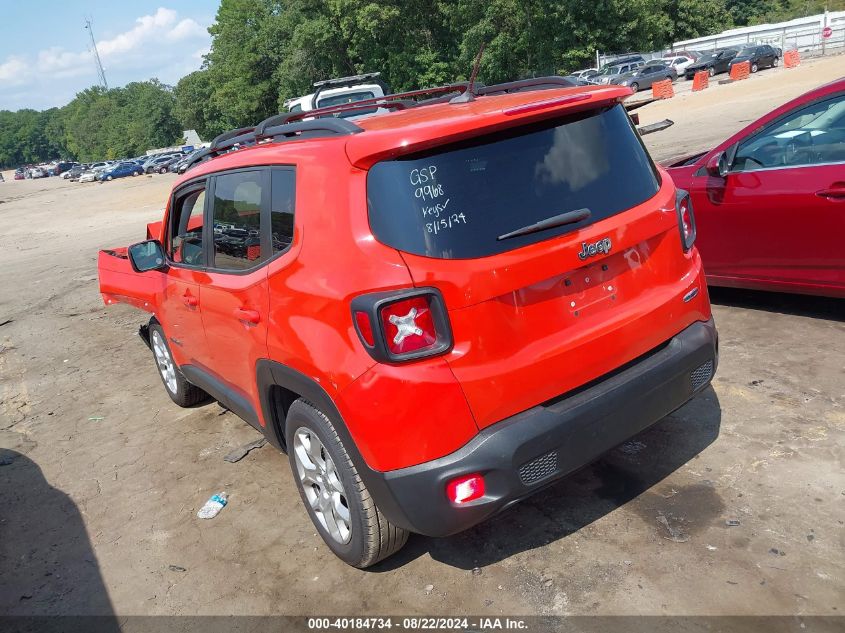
[370,318,718,537]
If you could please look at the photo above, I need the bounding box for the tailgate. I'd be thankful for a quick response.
[403,179,709,427]
[365,101,711,428]
[98,248,164,312]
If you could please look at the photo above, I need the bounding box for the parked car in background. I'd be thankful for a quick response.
[152,156,181,174]
[663,55,695,74]
[664,77,845,297]
[100,161,144,181]
[570,68,599,80]
[14,169,25,180]
[170,148,206,174]
[612,61,677,92]
[52,162,77,176]
[684,48,740,79]
[29,167,48,179]
[78,170,99,183]
[592,59,646,84]
[143,154,182,174]
[63,165,85,181]
[728,44,779,74]
[665,50,701,62]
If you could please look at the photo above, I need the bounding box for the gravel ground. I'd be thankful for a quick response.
[0,56,843,620]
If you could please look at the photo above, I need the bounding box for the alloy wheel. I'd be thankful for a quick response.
[151,330,178,394]
[293,427,352,544]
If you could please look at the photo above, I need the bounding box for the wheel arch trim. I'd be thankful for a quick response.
[255,359,412,530]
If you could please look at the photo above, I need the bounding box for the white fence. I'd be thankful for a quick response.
[596,10,845,69]
[671,10,845,56]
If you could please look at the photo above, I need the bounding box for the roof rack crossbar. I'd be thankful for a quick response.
[210,126,256,149]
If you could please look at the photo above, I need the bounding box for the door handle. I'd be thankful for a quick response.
[816,188,845,200]
[182,293,198,307]
[233,308,261,324]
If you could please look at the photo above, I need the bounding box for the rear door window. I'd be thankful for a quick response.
[367,104,660,259]
[210,170,265,271]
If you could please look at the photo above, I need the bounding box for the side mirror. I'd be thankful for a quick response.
[705,151,731,178]
[128,240,167,273]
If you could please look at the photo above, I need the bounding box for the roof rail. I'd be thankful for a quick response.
[182,118,364,173]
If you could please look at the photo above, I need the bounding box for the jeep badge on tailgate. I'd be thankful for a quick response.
[578,237,612,260]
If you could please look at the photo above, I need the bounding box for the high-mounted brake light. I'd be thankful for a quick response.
[351,288,452,363]
[503,93,591,116]
[446,474,486,504]
[675,189,696,252]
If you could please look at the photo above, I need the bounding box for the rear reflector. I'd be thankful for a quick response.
[446,474,485,504]
[354,311,375,347]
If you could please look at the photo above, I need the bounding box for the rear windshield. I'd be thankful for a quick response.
[367,104,660,259]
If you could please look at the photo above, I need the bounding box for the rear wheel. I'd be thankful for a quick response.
[751,62,759,73]
[159,167,167,174]
[773,57,779,67]
[149,324,209,407]
[133,171,140,176]
[286,399,408,568]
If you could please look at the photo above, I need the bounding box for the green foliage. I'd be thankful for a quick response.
[0,80,184,167]
[727,0,845,26]
[1,0,836,167]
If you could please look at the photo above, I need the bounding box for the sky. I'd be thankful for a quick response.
[0,3,219,111]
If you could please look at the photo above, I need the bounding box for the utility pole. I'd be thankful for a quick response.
[84,17,108,90]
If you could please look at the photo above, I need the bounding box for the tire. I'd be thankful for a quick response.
[751,63,759,73]
[133,171,141,176]
[286,399,409,568]
[629,82,639,93]
[773,57,779,67]
[159,167,167,174]
[148,324,209,407]
[106,175,113,181]
[708,67,715,77]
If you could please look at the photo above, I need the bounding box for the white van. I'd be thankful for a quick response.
[284,72,390,119]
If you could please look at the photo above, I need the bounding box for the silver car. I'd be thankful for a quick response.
[612,62,677,93]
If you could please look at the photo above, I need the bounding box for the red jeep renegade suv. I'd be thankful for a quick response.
[98,79,718,567]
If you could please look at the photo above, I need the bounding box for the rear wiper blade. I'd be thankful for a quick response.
[496,208,591,241]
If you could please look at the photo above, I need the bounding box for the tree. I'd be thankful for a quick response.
[174,70,225,141]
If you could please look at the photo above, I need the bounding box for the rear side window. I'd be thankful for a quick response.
[367,104,660,259]
[271,170,295,253]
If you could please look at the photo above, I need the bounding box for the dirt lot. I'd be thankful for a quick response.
[1,57,843,620]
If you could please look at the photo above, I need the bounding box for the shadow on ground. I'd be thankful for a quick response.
[0,450,117,628]
[709,287,844,322]
[375,385,722,571]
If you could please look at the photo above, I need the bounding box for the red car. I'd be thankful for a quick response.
[665,78,845,298]
[99,79,717,567]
